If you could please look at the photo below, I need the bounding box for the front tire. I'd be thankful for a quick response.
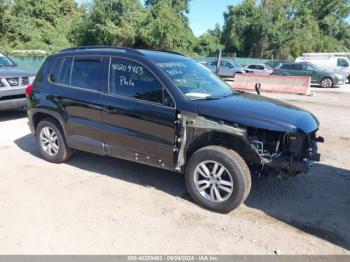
[185,146,251,213]
[36,118,73,163]
[321,77,333,88]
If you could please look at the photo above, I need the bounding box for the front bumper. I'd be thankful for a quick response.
[0,85,28,111]
[0,97,26,111]
[266,134,323,175]
[266,156,318,174]
[334,79,346,85]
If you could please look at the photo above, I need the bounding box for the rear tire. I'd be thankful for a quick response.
[185,146,251,213]
[36,118,73,163]
[321,77,333,88]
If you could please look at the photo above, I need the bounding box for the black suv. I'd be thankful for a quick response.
[27,46,323,213]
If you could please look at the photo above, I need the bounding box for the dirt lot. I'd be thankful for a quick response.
[0,86,349,254]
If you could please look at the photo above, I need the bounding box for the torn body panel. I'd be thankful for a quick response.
[174,112,323,176]
[174,112,258,172]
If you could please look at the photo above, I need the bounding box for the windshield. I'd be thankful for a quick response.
[264,64,272,70]
[0,55,15,67]
[233,62,242,68]
[308,63,321,71]
[157,60,236,100]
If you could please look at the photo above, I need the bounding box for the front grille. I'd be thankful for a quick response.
[6,78,19,86]
[21,77,29,86]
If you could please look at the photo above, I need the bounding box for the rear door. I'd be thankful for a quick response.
[291,63,305,76]
[47,56,107,155]
[101,57,176,170]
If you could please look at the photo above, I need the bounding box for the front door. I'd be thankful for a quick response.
[101,57,176,170]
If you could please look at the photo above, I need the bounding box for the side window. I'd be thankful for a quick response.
[248,65,256,69]
[60,58,73,85]
[293,64,303,70]
[337,58,349,67]
[163,89,175,108]
[281,64,291,70]
[304,64,315,71]
[109,58,163,104]
[256,65,264,70]
[49,58,63,83]
[48,57,73,85]
[210,61,217,66]
[71,57,103,91]
[222,61,233,68]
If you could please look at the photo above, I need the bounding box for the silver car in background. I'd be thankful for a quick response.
[207,59,245,77]
[244,64,273,74]
[0,52,35,111]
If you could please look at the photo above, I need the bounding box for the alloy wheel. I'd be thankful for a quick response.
[39,126,59,156]
[321,78,332,88]
[193,160,234,202]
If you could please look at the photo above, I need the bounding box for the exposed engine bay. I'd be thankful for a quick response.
[248,128,323,176]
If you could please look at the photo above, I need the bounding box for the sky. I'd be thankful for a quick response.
[189,0,240,36]
[76,0,240,37]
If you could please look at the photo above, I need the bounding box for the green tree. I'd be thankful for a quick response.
[221,0,350,58]
[139,0,195,53]
[75,0,146,47]
[193,24,223,56]
[4,0,83,52]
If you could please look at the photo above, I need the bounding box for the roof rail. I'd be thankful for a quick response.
[302,52,350,57]
[59,46,143,56]
[152,49,185,56]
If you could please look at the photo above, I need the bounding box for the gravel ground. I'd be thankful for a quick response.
[0,85,349,254]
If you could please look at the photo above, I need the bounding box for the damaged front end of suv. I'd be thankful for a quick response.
[174,93,323,178]
[247,128,323,176]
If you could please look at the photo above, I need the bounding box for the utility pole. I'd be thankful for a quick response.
[216,49,222,75]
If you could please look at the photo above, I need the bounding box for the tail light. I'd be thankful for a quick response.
[25,84,33,97]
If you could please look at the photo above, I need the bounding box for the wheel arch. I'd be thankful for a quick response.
[185,131,259,166]
[31,109,67,139]
[321,76,334,85]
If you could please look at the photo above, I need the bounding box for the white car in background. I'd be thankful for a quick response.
[244,64,273,74]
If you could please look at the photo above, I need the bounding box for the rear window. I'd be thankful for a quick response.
[71,57,103,91]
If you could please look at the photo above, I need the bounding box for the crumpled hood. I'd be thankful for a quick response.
[0,67,35,78]
[195,92,319,133]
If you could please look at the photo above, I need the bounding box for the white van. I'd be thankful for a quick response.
[295,53,350,81]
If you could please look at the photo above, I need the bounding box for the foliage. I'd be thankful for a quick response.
[0,0,84,53]
[221,0,350,59]
[193,24,224,56]
[0,0,350,58]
